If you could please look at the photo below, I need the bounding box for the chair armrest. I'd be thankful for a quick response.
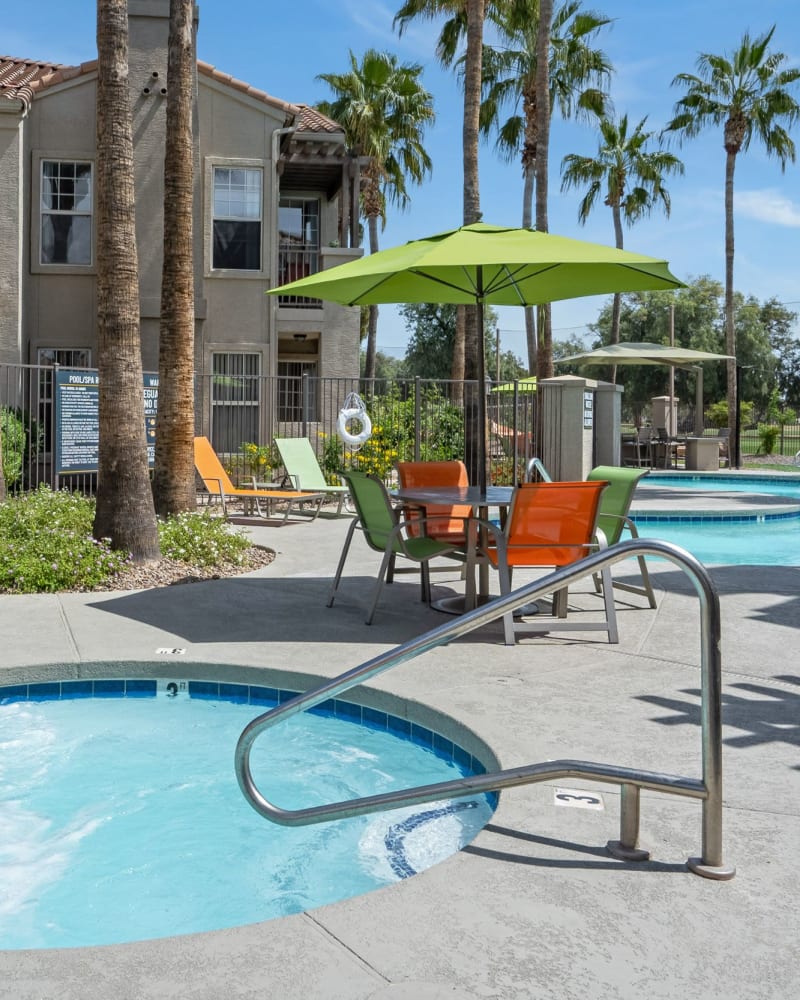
[201,476,225,494]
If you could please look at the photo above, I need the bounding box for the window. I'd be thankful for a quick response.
[278,199,320,306]
[211,352,261,452]
[40,161,93,265]
[277,360,319,422]
[212,167,262,270]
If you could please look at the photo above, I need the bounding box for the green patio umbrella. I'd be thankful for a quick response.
[555,342,734,435]
[269,223,685,490]
[491,376,538,393]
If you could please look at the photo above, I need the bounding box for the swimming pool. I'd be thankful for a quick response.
[0,677,495,950]
[632,472,800,565]
[643,472,800,497]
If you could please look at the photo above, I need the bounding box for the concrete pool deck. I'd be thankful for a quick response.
[1,481,798,999]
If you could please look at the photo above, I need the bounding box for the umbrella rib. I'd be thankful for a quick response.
[404,267,480,299]
[483,263,559,300]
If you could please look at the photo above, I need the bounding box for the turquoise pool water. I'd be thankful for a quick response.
[633,473,800,565]
[631,517,800,566]
[0,684,493,950]
[644,472,800,497]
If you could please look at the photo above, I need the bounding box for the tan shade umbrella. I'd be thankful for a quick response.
[556,342,734,436]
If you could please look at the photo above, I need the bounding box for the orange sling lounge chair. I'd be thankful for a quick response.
[193,436,324,521]
[474,479,618,645]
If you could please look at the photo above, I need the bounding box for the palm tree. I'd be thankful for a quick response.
[153,0,196,517]
[534,0,553,383]
[561,113,684,378]
[664,26,800,440]
[394,0,486,479]
[93,0,160,560]
[480,0,612,374]
[394,0,485,393]
[317,50,434,382]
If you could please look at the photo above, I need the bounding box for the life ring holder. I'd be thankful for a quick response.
[337,392,372,446]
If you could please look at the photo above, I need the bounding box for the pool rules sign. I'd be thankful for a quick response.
[54,369,159,474]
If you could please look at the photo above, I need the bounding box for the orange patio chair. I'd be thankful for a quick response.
[396,460,472,545]
[474,479,618,645]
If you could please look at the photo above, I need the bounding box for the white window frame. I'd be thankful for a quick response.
[211,164,263,272]
[39,159,94,267]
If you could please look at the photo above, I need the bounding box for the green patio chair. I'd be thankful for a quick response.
[274,437,351,514]
[587,465,657,608]
[327,470,466,625]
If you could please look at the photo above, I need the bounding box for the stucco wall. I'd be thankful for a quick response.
[0,109,23,362]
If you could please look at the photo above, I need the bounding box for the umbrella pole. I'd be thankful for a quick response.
[476,271,487,494]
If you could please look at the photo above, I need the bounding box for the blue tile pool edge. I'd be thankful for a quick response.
[0,677,496,805]
[631,507,800,525]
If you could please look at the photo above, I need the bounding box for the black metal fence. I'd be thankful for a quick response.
[1,362,798,498]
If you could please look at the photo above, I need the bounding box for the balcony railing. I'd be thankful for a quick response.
[277,249,321,308]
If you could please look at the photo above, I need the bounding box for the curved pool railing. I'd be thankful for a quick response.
[235,539,735,881]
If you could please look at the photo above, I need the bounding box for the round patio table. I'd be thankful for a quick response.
[393,484,540,616]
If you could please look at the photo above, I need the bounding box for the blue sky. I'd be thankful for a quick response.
[6,0,800,362]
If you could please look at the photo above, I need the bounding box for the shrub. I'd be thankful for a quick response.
[319,385,465,483]
[0,488,253,593]
[705,399,755,430]
[0,407,43,489]
[0,486,130,592]
[239,442,278,482]
[757,423,780,455]
[157,509,250,568]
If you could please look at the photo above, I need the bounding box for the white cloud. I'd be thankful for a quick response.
[339,0,401,47]
[736,189,800,227]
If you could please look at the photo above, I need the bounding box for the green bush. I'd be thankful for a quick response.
[757,423,780,455]
[319,385,465,483]
[157,509,251,567]
[0,488,252,593]
[0,407,43,489]
[705,399,755,430]
[0,486,130,592]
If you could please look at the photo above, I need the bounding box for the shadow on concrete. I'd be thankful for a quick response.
[463,824,687,872]
[86,574,510,646]
[648,564,800,629]
[637,674,800,767]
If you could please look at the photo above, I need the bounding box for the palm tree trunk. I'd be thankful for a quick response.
[724,149,737,446]
[364,213,380,383]
[93,0,160,560]
[610,202,625,384]
[463,0,485,488]
[534,0,553,382]
[153,0,196,517]
[521,165,537,375]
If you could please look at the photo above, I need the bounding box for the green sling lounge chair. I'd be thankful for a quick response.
[274,437,351,514]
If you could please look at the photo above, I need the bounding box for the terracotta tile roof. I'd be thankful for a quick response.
[1,54,343,137]
[0,55,97,111]
[295,104,344,135]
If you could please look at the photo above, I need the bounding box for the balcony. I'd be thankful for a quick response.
[277,245,364,309]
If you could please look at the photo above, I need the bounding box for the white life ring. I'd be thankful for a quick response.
[337,406,372,445]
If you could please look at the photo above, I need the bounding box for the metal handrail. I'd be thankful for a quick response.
[235,539,735,880]
[524,456,552,482]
